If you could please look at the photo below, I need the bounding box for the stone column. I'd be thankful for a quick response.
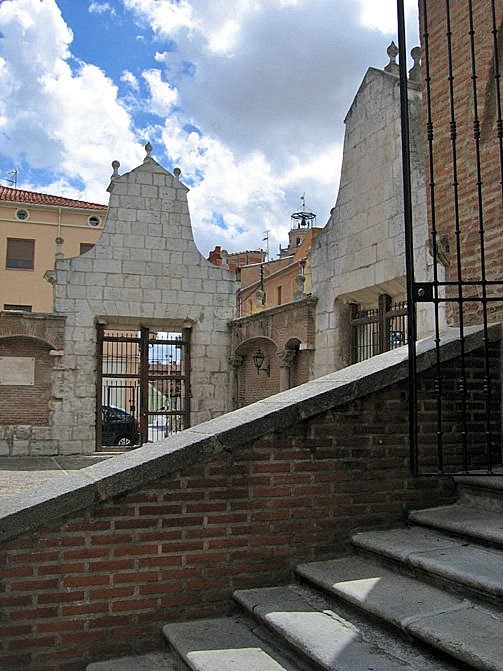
[276,348,296,392]
[229,354,243,410]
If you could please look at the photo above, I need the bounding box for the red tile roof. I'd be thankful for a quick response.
[0,186,107,210]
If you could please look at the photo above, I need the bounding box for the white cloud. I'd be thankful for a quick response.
[0,0,422,255]
[121,69,139,90]
[124,0,195,37]
[88,2,116,17]
[0,0,143,202]
[142,70,178,116]
[357,0,419,35]
[207,19,241,56]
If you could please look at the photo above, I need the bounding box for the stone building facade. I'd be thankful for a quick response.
[42,146,237,455]
[310,54,436,377]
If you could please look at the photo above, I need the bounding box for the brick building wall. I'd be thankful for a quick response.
[231,298,316,407]
[0,337,53,425]
[237,340,280,406]
[419,0,502,324]
[0,312,65,455]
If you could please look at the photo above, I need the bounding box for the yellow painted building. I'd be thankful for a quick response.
[0,186,107,312]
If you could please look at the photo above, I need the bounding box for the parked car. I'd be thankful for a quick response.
[101,405,140,447]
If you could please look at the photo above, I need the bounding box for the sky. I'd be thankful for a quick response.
[0,0,420,257]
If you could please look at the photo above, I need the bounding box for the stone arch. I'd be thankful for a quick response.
[0,313,65,351]
[0,333,58,351]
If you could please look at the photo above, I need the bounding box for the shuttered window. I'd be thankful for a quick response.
[6,238,35,270]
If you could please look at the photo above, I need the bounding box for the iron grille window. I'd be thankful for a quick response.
[6,238,35,270]
[350,294,408,363]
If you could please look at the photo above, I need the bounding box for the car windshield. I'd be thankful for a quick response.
[103,406,131,422]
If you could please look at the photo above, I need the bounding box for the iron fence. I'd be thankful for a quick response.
[350,295,408,363]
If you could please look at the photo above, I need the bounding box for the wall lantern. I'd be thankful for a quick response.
[253,349,270,376]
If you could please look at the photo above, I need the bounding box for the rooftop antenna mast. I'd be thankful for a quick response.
[262,230,270,261]
[0,168,18,187]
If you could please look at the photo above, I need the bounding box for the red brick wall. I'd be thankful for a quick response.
[232,298,316,406]
[0,370,458,671]
[237,339,279,406]
[420,0,503,324]
[417,341,501,470]
[0,336,54,426]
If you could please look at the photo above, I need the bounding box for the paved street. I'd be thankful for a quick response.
[0,455,114,500]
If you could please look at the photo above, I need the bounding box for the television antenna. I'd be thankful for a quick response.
[0,169,18,187]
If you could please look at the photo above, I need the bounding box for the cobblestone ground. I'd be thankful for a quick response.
[0,455,114,500]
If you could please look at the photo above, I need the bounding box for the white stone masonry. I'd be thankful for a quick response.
[50,147,237,454]
[310,64,437,376]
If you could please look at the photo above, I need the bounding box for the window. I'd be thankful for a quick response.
[3,304,32,312]
[15,209,29,221]
[88,215,101,227]
[276,285,282,305]
[80,242,95,255]
[6,238,35,269]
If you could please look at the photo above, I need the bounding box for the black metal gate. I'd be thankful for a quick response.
[96,325,191,450]
[398,0,502,474]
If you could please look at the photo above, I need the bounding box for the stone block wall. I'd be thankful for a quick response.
[48,150,237,454]
[310,65,435,377]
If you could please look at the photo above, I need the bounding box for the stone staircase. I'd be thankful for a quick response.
[88,473,503,671]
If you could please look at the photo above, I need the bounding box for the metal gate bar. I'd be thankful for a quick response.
[350,296,408,364]
[398,0,502,475]
[96,326,191,450]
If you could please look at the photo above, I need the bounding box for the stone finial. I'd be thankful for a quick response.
[107,160,121,193]
[173,167,181,181]
[408,46,421,82]
[384,41,399,76]
[55,236,64,262]
[143,142,153,163]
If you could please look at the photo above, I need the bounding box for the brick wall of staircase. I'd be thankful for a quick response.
[0,331,499,670]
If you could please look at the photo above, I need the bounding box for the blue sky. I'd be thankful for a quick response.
[0,0,419,256]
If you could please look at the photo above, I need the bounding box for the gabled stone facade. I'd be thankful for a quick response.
[310,62,437,376]
[46,146,237,454]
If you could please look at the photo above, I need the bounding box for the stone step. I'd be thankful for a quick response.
[234,584,459,671]
[352,526,503,604]
[296,555,503,671]
[409,504,503,548]
[163,617,306,671]
[455,471,503,513]
[86,651,179,670]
